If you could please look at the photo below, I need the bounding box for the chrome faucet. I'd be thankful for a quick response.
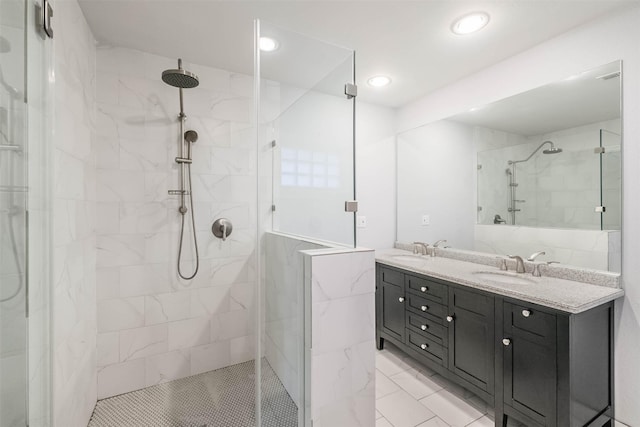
[508,255,526,273]
[412,242,429,256]
[527,251,546,262]
[431,240,447,257]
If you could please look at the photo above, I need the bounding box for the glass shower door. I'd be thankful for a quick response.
[1,0,28,425]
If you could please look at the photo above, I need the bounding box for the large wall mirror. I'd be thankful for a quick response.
[396,61,622,272]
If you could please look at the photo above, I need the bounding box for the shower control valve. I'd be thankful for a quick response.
[212,218,233,242]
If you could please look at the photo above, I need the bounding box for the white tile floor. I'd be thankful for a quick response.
[375,342,523,427]
[376,342,631,427]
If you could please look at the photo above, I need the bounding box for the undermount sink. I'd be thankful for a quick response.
[472,271,536,285]
[391,254,427,263]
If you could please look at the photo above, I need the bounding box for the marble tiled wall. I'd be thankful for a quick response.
[52,1,98,425]
[477,120,621,230]
[94,46,257,398]
[303,248,376,427]
[264,232,328,406]
[474,224,619,272]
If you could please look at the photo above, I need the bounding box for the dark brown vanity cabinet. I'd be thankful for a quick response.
[376,263,615,427]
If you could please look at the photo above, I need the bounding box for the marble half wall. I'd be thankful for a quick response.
[302,247,376,427]
[475,224,620,272]
[264,232,328,408]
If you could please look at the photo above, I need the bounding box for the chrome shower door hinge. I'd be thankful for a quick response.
[594,147,606,154]
[344,83,357,99]
[344,200,358,213]
[595,206,606,213]
[36,0,54,39]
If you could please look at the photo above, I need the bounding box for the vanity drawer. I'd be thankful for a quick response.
[380,266,404,288]
[505,302,556,340]
[407,330,447,366]
[406,311,447,346]
[405,274,447,304]
[406,293,447,323]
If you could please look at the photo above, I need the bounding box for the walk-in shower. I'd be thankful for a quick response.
[506,140,562,224]
[163,58,200,280]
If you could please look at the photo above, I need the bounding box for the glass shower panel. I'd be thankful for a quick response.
[0,0,28,425]
[255,20,356,427]
[260,23,355,247]
[600,129,621,230]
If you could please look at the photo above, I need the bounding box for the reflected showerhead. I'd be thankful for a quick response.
[543,147,562,154]
[542,141,562,154]
[162,58,199,89]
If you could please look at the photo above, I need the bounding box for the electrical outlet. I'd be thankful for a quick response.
[356,216,367,228]
[421,214,430,226]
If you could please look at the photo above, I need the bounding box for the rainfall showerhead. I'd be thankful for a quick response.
[543,147,562,154]
[542,141,562,154]
[162,59,199,89]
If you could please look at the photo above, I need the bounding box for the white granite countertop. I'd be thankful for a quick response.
[376,248,624,314]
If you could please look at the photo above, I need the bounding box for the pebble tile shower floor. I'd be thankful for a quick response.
[88,360,297,427]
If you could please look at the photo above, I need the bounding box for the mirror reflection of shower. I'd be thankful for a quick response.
[506,140,563,225]
[163,58,200,280]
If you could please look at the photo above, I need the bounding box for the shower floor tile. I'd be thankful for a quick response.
[87,359,297,427]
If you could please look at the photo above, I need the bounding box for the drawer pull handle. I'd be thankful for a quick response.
[522,309,531,317]
[421,343,428,350]
[398,297,405,303]
[421,324,428,331]
[421,305,428,311]
[446,315,454,322]
[420,286,428,292]
[502,338,511,346]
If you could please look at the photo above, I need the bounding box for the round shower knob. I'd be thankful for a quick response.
[212,218,233,241]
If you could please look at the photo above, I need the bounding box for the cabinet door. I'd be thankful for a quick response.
[448,287,494,392]
[503,302,557,426]
[380,281,405,342]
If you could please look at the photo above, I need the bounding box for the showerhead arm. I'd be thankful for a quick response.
[508,141,559,165]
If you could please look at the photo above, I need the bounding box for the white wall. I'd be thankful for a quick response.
[398,6,640,425]
[355,103,396,250]
[52,1,98,425]
[396,120,476,249]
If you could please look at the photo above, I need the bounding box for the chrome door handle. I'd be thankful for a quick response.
[503,338,511,346]
[446,315,454,322]
[420,344,428,350]
[398,297,405,302]
[522,309,531,317]
[421,305,428,311]
[420,286,428,292]
[421,325,428,331]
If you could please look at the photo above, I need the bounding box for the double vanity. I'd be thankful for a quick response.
[375,247,623,427]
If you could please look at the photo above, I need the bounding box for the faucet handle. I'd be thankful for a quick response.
[433,239,447,248]
[499,258,508,271]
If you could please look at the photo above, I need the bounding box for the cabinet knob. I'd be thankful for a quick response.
[420,286,428,292]
[522,309,531,317]
[421,324,428,331]
[446,315,454,322]
[398,297,405,303]
[421,305,428,311]
[421,343,428,350]
[502,338,511,346]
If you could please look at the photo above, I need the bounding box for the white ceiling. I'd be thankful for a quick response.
[78,0,636,108]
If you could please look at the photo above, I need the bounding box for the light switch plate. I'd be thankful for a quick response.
[421,215,430,226]
[356,216,367,228]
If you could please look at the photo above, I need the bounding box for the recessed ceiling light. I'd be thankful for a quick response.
[259,37,279,52]
[367,75,392,87]
[451,12,490,35]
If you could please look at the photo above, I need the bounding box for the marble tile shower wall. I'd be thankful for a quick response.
[53,1,98,425]
[94,46,257,399]
[476,120,620,230]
